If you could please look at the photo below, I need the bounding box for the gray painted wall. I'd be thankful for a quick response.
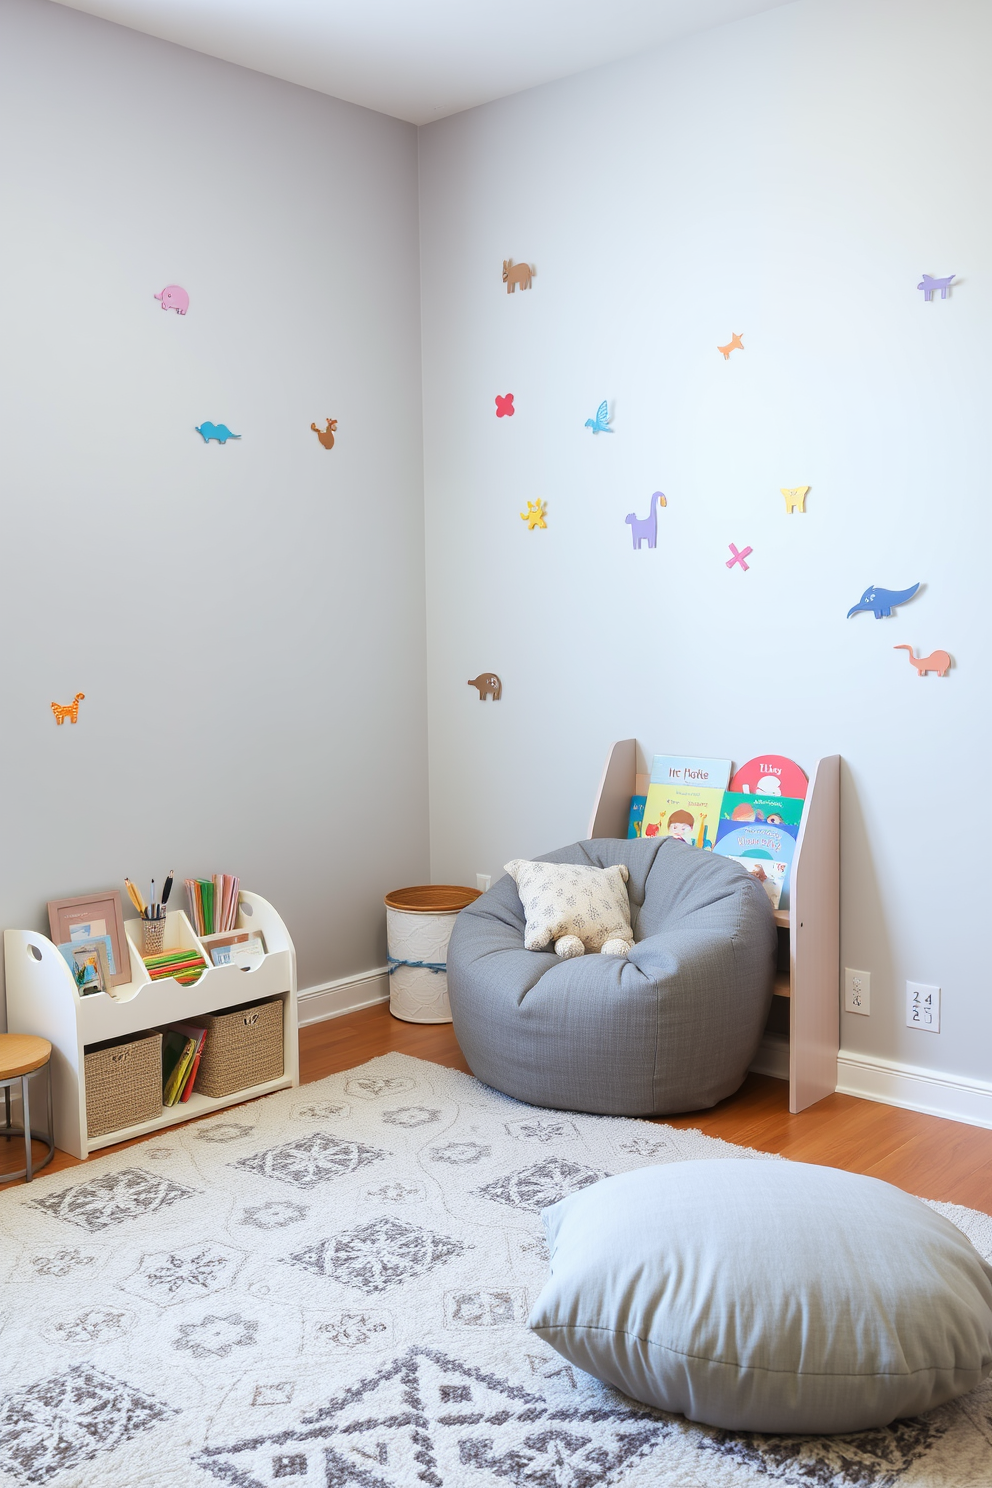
[5,0,991,1101]
[0,0,428,1014]
[419,0,992,1086]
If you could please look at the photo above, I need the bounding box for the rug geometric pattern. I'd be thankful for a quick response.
[27,1167,197,1232]
[475,1156,605,1211]
[232,1132,387,1189]
[286,1216,466,1292]
[0,1364,175,1484]
[2,1051,992,1487]
[192,1345,675,1487]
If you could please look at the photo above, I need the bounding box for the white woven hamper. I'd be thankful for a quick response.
[384,885,480,1024]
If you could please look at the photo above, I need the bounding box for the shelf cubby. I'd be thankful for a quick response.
[4,890,299,1158]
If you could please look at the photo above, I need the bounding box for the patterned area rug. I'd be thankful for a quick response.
[2,1052,992,1488]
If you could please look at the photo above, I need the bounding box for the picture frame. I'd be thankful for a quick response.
[48,891,130,988]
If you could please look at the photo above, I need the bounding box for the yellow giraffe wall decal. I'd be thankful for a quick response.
[781,486,810,514]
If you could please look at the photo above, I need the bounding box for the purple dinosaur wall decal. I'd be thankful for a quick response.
[918,273,955,301]
[625,491,666,550]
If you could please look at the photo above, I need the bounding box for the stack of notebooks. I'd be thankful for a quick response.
[627,753,808,910]
[161,1023,208,1105]
[143,948,207,986]
[185,874,240,937]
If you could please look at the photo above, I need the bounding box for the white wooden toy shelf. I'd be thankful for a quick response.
[4,891,298,1159]
[589,741,839,1115]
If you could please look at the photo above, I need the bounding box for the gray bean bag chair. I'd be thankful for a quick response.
[447,837,776,1116]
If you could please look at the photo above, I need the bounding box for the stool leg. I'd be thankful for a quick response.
[3,1084,9,1139]
[47,1066,54,1155]
[22,1075,32,1183]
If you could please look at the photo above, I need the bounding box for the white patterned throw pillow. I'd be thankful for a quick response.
[503,859,634,959]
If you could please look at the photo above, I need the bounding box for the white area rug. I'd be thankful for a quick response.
[2,1052,992,1488]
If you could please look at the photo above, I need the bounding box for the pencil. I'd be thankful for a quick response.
[124,878,146,915]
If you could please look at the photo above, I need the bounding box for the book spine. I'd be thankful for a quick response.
[163,1038,195,1104]
[185,880,200,937]
[179,1038,205,1101]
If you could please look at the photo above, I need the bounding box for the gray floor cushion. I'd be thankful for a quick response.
[529,1158,992,1434]
[447,837,776,1115]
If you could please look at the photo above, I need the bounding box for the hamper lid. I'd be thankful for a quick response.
[383,884,481,914]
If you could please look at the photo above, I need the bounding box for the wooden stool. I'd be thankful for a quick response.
[0,1034,55,1183]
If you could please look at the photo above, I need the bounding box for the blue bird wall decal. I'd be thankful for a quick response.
[584,400,613,434]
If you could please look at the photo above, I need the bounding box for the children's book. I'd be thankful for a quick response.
[185,875,241,937]
[165,1036,197,1106]
[649,755,732,789]
[627,796,646,839]
[719,792,804,840]
[730,755,808,800]
[722,855,790,909]
[208,933,265,970]
[167,1022,208,1102]
[161,1030,193,1104]
[642,784,724,850]
[713,821,797,908]
[59,937,114,996]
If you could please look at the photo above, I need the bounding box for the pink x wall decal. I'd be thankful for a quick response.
[726,543,753,571]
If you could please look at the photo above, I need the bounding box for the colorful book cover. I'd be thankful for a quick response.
[723,855,789,909]
[713,821,797,908]
[164,1036,197,1105]
[161,1029,190,1101]
[650,755,732,790]
[58,936,115,994]
[642,784,725,850]
[730,755,808,800]
[719,792,804,839]
[168,1022,207,1102]
[180,1045,203,1102]
[627,796,646,839]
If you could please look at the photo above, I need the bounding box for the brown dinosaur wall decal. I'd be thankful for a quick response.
[468,673,502,701]
[502,260,534,294]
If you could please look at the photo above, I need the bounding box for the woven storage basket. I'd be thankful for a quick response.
[84,1030,163,1138]
[193,996,283,1098]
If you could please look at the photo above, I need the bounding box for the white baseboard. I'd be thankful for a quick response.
[297,968,389,1026]
[749,1033,789,1082]
[836,1049,992,1131]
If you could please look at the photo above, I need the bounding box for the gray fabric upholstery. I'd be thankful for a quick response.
[530,1159,992,1434]
[447,837,776,1115]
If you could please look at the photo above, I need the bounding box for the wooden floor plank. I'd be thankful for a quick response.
[3,1005,991,1213]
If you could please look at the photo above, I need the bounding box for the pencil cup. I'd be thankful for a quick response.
[141,917,166,955]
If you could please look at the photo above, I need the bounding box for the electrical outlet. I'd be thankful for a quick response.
[844,968,870,1015]
[476,874,491,893]
[907,982,940,1032]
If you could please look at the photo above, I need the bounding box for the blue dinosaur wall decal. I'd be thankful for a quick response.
[846,583,920,619]
[195,423,241,445]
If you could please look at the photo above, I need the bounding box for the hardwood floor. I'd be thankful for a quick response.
[4,1003,992,1213]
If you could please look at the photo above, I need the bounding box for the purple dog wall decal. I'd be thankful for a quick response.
[625,492,667,550]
